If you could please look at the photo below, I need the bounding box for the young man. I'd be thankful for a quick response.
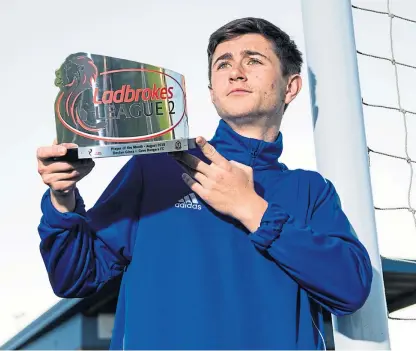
[37,17,372,350]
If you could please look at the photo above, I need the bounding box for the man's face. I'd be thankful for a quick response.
[209,33,287,120]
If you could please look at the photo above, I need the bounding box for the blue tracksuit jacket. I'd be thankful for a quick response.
[38,119,372,350]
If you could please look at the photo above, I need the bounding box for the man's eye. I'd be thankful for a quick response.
[217,62,230,70]
[247,58,262,65]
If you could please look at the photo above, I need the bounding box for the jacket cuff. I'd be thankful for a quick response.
[40,188,87,229]
[249,202,290,249]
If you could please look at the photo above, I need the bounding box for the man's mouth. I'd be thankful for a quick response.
[228,89,251,96]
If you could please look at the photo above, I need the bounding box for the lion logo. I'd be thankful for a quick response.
[55,54,102,132]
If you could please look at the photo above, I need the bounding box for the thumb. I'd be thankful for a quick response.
[60,143,78,149]
[52,139,77,149]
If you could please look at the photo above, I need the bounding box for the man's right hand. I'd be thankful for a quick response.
[37,140,95,213]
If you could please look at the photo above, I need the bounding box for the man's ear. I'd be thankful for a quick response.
[208,84,214,103]
[284,74,302,105]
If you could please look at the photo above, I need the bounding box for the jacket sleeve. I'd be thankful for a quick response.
[38,156,143,298]
[249,173,373,316]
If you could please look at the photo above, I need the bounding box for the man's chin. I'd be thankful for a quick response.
[220,110,261,121]
[219,107,254,118]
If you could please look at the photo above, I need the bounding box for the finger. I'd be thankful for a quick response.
[38,161,74,176]
[172,152,212,176]
[42,158,93,169]
[175,159,208,185]
[38,160,93,174]
[181,173,205,195]
[44,165,93,189]
[37,145,68,160]
[196,137,230,169]
[43,170,82,184]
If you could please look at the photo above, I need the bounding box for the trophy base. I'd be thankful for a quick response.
[53,138,197,161]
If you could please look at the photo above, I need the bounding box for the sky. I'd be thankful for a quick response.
[0,0,415,349]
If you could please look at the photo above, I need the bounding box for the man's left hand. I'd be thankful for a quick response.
[171,136,268,232]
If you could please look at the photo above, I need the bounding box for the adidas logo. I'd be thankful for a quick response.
[175,193,202,210]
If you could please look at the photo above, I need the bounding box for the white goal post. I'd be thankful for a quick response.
[300,0,391,349]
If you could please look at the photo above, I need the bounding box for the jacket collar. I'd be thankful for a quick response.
[209,119,287,171]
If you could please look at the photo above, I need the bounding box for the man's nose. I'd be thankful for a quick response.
[229,65,247,82]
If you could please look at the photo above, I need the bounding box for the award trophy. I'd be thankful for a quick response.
[54,53,196,161]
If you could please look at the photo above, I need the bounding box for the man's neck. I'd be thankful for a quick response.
[222,114,282,143]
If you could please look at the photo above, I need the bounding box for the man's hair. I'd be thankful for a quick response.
[207,17,303,83]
